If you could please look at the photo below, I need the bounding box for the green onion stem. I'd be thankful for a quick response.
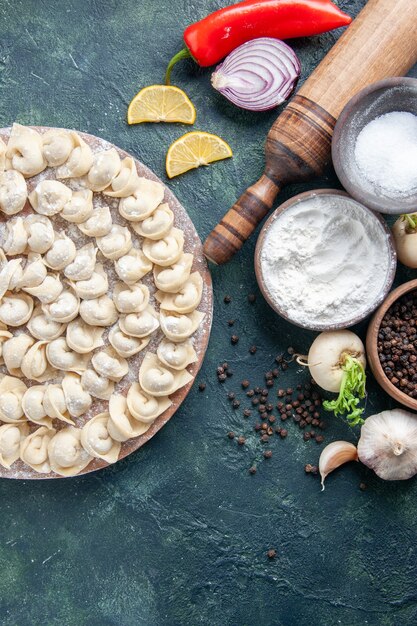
[323,354,366,427]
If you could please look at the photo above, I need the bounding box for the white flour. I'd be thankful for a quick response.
[260,195,392,329]
[354,111,417,197]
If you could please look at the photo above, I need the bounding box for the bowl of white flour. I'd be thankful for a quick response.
[255,190,396,331]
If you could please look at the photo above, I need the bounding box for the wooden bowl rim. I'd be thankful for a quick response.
[254,188,397,331]
[332,76,417,214]
[366,279,417,411]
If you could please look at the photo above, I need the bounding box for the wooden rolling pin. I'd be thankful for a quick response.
[203,0,417,265]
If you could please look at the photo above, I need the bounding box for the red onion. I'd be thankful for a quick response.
[211,38,301,112]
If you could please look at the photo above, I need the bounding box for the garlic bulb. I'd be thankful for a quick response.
[319,440,358,490]
[357,409,417,481]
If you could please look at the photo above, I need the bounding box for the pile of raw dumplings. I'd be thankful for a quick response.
[0,124,205,476]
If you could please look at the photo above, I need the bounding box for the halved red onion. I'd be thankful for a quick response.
[211,38,301,112]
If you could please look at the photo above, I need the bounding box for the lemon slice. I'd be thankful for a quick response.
[166,131,233,179]
[127,85,196,125]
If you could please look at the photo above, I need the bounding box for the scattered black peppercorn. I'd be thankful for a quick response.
[241,380,250,389]
[267,549,277,559]
[227,431,235,439]
[227,391,235,401]
[280,429,288,438]
[227,319,235,326]
[218,373,227,382]
[266,379,274,387]
[198,382,206,391]
[231,335,239,345]
[315,435,324,444]
[263,450,273,459]
[237,436,246,445]
[217,366,224,375]
[359,482,367,491]
[249,345,257,354]
[261,434,269,443]
[246,389,255,397]
[248,294,256,303]
[243,409,252,417]
[232,399,240,409]
[224,295,232,303]
[249,466,257,475]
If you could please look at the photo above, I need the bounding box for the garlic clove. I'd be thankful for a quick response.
[357,409,417,481]
[319,440,358,490]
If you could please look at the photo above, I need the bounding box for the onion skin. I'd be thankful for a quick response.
[392,217,417,268]
[211,38,300,111]
[308,330,366,393]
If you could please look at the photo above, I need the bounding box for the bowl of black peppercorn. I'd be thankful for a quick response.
[366,279,417,410]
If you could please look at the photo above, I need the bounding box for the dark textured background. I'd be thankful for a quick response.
[1,1,417,625]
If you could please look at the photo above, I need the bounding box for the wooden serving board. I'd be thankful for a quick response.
[0,126,213,479]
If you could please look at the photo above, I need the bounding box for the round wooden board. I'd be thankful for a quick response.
[0,126,213,479]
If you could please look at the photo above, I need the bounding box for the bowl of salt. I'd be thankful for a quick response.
[332,77,417,214]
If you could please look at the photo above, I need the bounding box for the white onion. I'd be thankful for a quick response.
[211,37,300,111]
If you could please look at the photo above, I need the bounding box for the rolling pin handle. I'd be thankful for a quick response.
[203,174,280,265]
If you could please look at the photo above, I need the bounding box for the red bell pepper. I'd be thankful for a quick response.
[165,0,352,84]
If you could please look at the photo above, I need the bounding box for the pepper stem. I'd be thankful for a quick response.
[165,48,192,85]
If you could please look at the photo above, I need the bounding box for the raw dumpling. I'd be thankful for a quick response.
[113,282,149,313]
[0,375,27,423]
[109,324,150,358]
[103,157,139,198]
[118,177,164,221]
[78,206,112,237]
[155,272,203,314]
[108,394,152,442]
[6,124,46,177]
[48,427,92,476]
[3,217,28,255]
[20,426,56,474]
[119,305,159,338]
[62,372,92,417]
[68,263,108,300]
[21,340,57,382]
[81,412,121,463]
[0,422,29,469]
[0,137,6,171]
[66,318,105,354]
[132,203,174,240]
[56,131,93,179]
[23,273,63,304]
[27,305,66,341]
[22,385,52,428]
[2,333,35,376]
[91,347,128,382]
[29,180,72,216]
[79,295,117,327]
[142,228,184,266]
[0,328,13,365]
[43,233,76,270]
[87,148,121,191]
[0,256,23,298]
[81,369,114,400]
[157,338,197,370]
[153,253,193,293]
[160,310,205,342]
[46,337,90,373]
[139,352,193,397]
[96,224,132,260]
[42,129,74,167]
[61,189,94,223]
[18,253,47,288]
[0,293,34,326]
[114,247,152,284]
[25,214,55,254]
[127,382,171,423]
[0,170,27,215]
[43,384,73,425]
[64,243,97,281]
[42,289,79,323]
